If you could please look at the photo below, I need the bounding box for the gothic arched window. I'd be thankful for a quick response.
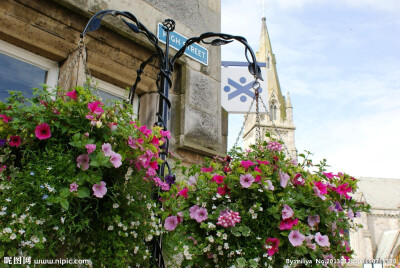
[270,101,277,121]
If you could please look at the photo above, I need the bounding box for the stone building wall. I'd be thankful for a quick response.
[0,0,227,165]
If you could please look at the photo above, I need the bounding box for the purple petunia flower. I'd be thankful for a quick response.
[315,232,330,247]
[240,173,255,188]
[282,205,294,219]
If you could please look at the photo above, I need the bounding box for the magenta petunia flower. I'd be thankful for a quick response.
[0,114,12,123]
[240,160,255,169]
[282,205,294,219]
[193,207,208,223]
[85,144,96,154]
[76,154,90,170]
[211,174,225,184]
[139,125,152,138]
[292,173,305,186]
[9,136,21,147]
[164,216,179,231]
[314,181,328,195]
[256,159,270,165]
[308,214,320,227]
[92,181,107,198]
[279,171,290,188]
[102,143,113,156]
[178,187,188,198]
[201,166,213,172]
[35,123,51,140]
[66,90,77,100]
[70,182,78,192]
[240,173,255,188]
[279,218,299,230]
[110,152,122,168]
[322,172,335,179]
[0,165,6,173]
[288,230,305,247]
[87,101,104,115]
[264,238,280,256]
[315,232,330,247]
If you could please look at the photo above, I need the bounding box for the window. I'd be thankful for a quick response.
[0,40,58,101]
[92,78,139,117]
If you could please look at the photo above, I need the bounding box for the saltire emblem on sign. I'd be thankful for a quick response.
[221,61,268,113]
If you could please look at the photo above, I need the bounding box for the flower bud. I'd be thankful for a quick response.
[96,121,102,128]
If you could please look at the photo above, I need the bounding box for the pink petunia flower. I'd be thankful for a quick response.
[315,232,330,247]
[87,101,104,115]
[66,90,77,100]
[160,129,171,139]
[178,187,189,198]
[211,174,225,184]
[35,123,51,140]
[102,143,113,156]
[288,230,305,247]
[279,218,299,230]
[110,152,122,168]
[85,144,96,154]
[151,135,160,146]
[9,136,21,147]
[76,154,90,170]
[308,214,320,227]
[264,238,280,256]
[322,172,335,179]
[305,235,317,250]
[70,182,78,192]
[240,160,255,170]
[92,181,107,198]
[279,171,290,188]
[347,209,354,220]
[193,207,208,223]
[240,173,255,188]
[189,205,200,219]
[282,205,294,219]
[164,216,179,231]
[266,180,274,190]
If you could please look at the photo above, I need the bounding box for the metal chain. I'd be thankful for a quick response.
[259,95,291,157]
[57,38,100,97]
[233,96,256,149]
[253,80,261,142]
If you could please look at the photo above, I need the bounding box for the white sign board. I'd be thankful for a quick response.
[221,64,268,113]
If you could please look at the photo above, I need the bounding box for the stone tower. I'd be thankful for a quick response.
[243,17,297,159]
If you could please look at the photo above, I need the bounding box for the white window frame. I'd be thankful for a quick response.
[92,77,139,118]
[0,40,59,90]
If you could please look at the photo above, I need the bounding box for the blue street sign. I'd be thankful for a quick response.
[157,23,208,66]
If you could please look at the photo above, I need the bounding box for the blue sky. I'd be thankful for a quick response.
[221,0,400,179]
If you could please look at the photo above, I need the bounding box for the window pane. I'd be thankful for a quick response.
[98,90,122,104]
[0,53,47,101]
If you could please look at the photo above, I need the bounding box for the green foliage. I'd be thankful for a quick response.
[0,84,166,266]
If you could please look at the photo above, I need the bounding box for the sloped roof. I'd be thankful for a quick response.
[356,177,400,209]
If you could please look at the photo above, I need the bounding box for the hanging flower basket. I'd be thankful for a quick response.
[161,138,370,267]
[0,84,168,266]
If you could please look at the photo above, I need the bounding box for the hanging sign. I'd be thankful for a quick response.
[157,23,208,66]
[221,62,268,113]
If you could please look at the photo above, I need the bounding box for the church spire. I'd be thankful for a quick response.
[256,17,286,120]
